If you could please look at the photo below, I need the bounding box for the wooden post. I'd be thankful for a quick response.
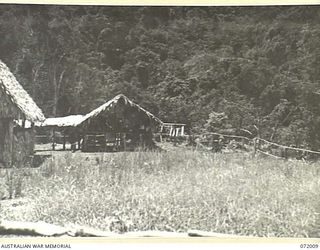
[62,133,66,151]
[94,135,97,152]
[78,134,81,150]
[169,126,173,137]
[8,120,14,167]
[252,137,257,158]
[159,124,163,142]
[123,133,127,151]
[30,122,35,155]
[104,133,107,152]
[284,147,288,160]
[52,129,55,151]
[83,135,87,152]
[139,133,143,148]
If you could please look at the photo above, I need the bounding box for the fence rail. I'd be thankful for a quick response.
[200,132,252,141]
[256,149,283,159]
[257,137,320,156]
[192,132,320,160]
[34,131,320,160]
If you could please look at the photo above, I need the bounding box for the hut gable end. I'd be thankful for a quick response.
[0,61,45,122]
[81,94,162,127]
[0,84,23,119]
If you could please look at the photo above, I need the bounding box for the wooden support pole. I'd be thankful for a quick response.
[52,129,55,151]
[169,126,173,137]
[104,133,107,152]
[283,147,288,160]
[93,135,97,152]
[252,137,257,158]
[63,133,66,151]
[159,124,163,142]
[123,133,127,151]
[8,120,14,167]
[30,122,35,155]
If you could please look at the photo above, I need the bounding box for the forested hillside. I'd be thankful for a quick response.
[1,5,320,149]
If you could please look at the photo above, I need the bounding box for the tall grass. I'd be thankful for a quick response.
[1,149,319,237]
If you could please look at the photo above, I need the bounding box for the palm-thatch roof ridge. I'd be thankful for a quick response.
[40,115,84,128]
[0,60,45,122]
[15,115,85,128]
[80,94,162,125]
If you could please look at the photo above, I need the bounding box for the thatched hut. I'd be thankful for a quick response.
[0,60,45,167]
[79,94,162,152]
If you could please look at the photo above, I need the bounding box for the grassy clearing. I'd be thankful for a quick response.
[0,149,319,237]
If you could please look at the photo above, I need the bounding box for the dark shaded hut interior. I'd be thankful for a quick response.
[34,115,84,151]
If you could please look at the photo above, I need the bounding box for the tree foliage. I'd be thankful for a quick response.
[1,5,320,149]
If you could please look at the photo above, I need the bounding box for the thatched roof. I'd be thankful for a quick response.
[80,94,162,125]
[0,61,45,122]
[15,95,162,129]
[39,115,84,128]
[15,115,84,128]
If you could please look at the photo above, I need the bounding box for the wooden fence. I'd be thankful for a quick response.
[35,130,320,161]
[192,132,320,161]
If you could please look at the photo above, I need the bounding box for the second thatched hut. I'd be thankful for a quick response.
[78,94,162,152]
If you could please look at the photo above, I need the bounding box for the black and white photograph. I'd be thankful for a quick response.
[0,3,319,242]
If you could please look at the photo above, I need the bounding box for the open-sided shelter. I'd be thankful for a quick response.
[78,94,162,152]
[0,60,45,167]
[34,115,84,151]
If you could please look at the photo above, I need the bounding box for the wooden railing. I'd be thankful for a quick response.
[192,132,320,161]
